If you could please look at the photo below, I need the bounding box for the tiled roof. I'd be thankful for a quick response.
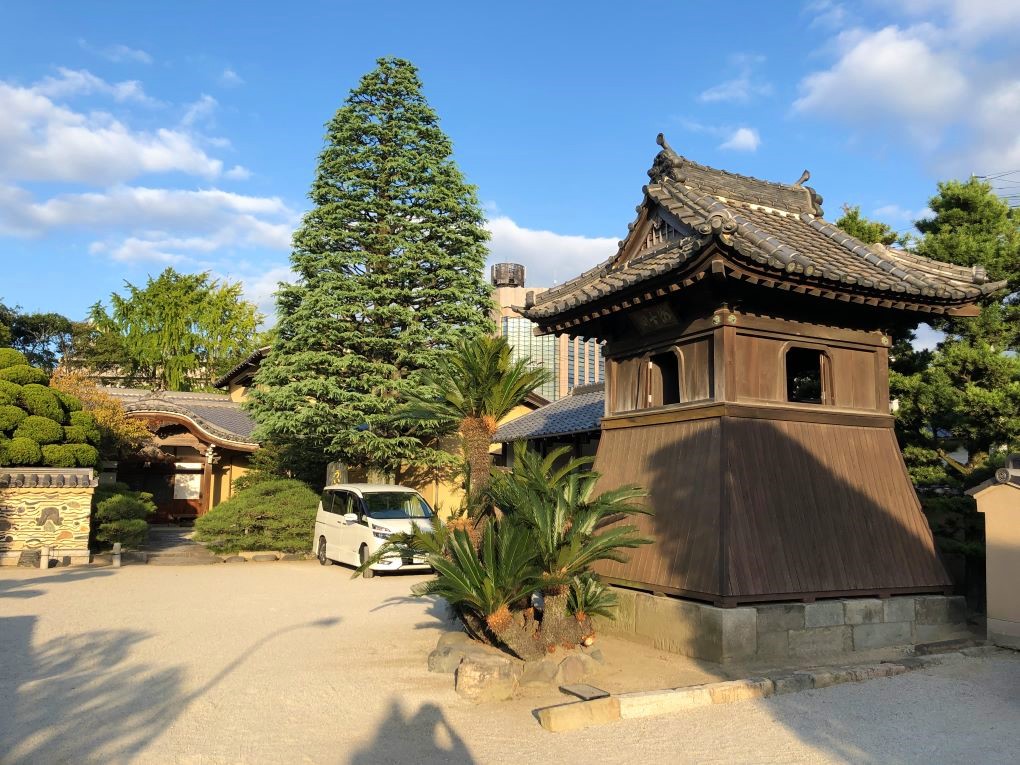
[212,346,270,389]
[522,135,1004,323]
[493,384,604,443]
[103,388,258,449]
[0,468,97,488]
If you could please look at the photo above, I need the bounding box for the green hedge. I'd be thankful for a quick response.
[93,482,156,549]
[55,391,83,412]
[14,415,65,445]
[4,437,42,465]
[19,384,65,422]
[69,410,101,445]
[194,478,318,553]
[0,404,27,432]
[41,444,77,468]
[0,348,27,369]
[0,365,49,386]
[0,380,20,406]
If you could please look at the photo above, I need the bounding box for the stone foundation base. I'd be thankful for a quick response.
[986,618,1020,650]
[597,588,969,663]
[0,548,91,566]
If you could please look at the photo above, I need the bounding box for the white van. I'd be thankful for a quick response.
[313,483,433,577]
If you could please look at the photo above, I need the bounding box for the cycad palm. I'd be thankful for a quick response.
[397,334,548,508]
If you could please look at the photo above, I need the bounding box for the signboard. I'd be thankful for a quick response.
[173,472,202,500]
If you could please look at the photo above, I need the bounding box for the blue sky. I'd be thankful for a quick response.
[1,1,1018,327]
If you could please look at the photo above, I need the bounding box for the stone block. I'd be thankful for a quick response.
[789,625,853,658]
[700,605,757,662]
[520,657,559,686]
[915,595,967,625]
[554,655,587,686]
[843,598,884,625]
[810,668,855,689]
[913,623,970,644]
[455,655,519,703]
[755,629,790,660]
[634,593,701,655]
[756,603,805,633]
[708,678,774,704]
[882,597,915,624]
[597,587,637,635]
[770,672,814,695]
[436,631,473,651]
[853,621,913,650]
[617,686,713,719]
[536,697,621,732]
[804,601,845,629]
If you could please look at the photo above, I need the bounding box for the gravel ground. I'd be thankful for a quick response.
[1,563,1017,765]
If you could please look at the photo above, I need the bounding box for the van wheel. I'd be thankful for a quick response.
[317,537,332,566]
[360,545,375,578]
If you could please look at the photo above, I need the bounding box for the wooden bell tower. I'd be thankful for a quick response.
[520,135,1004,606]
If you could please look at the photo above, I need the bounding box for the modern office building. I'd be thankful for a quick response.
[491,262,604,401]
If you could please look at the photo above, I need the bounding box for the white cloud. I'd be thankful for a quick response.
[805,0,847,30]
[219,68,244,87]
[699,54,773,103]
[181,94,217,127]
[78,40,153,65]
[720,127,761,152]
[224,164,252,180]
[899,0,1020,42]
[795,26,966,123]
[228,265,294,322]
[485,216,616,288]
[34,67,158,105]
[0,76,223,183]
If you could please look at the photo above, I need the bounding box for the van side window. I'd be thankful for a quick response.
[337,493,353,516]
[320,491,335,513]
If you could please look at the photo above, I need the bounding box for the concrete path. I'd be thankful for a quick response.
[142,526,219,565]
[1,564,1017,764]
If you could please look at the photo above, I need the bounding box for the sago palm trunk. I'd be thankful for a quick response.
[461,415,497,514]
[539,588,589,650]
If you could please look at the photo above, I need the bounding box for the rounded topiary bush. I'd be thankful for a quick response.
[0,404,27,432]
[55,391,83,412]
[5,437,42,465]
[63,425,88,443]
[14,415,65,445]
[19,384,65,422]
[0,348,27,369]
[41,444,78,468]
[194,478,318,553]
[92,483,156,548]
[66,443,99,467]
[0,364,49,386]
[0,380,21,406]
[69,410,101,445]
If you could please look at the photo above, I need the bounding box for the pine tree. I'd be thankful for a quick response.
[247,58,493,480]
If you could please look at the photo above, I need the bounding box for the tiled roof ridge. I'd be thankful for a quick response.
[0,468,98,488]
[212,346,271,389]
[120,397,258,447]
[651,133,823,216]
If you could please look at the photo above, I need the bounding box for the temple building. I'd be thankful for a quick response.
[519,135,1003,613]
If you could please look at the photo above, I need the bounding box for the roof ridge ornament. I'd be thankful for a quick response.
[793,170,810,187]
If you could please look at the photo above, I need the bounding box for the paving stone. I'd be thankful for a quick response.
[769,672,814,695]
[843,598,884,625]
[804,601,845,629]
[559,683,609,701]
[536,697,621,732]
[617,686,712,718]
[708,678,774,704]
[809,668,856,689]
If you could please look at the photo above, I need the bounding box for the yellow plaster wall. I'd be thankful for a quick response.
[974,483,1020,648]
[0,487,93,556]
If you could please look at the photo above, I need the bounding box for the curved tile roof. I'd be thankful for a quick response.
[522,136,1004,323]
[493,384,604,443]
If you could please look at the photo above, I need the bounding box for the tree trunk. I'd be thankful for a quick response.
[539,590,588,650]
[461,415,497,515]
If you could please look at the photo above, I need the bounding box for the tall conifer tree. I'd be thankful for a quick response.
[248,58,493,479]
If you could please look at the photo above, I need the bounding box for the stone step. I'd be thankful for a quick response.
[146,554,220,566]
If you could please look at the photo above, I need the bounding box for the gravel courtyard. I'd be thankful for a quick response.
[1,562,1017,765]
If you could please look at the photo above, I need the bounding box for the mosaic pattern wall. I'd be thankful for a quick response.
[0,488,93,552]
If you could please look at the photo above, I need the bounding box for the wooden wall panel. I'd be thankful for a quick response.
[592,418,722,596]
[679,337,713,402]
[722,418,949,598]
[830,348,878,411]
[734,334,784,402]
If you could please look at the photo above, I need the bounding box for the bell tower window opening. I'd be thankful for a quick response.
[786,347,828,405]
[649,351,682,406]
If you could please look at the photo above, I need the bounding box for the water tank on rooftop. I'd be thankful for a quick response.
[491,262,526,288]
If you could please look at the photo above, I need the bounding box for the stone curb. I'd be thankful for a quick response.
[535,650,972,733]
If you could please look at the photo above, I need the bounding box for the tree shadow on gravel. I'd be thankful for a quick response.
[0,613,342,764]
[371,594,457,630]
[349,700,473,765]
[0,568,114,600]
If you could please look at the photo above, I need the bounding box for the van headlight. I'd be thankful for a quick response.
[372,529,392,541]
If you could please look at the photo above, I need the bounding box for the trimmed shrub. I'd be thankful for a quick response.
[67,443,99,467]
[194,478,318,553]
[0,348,27,369]
[55,391,83,412]
[6,437,42,465]
[0,364,49,386]
[63,425,88,443]
[0,404,27,432]
[93,483,156,549]
[14,415,64,445]
[19,384,65,422]
[69,410,101,445]
[0,380,21,406]
[41,444,77,468]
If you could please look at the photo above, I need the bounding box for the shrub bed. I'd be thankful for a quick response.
[92,482,156,549]
[194,478,318,553]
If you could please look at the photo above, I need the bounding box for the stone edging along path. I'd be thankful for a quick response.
[535,646,1004,733]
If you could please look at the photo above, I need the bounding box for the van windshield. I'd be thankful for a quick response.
[362,492,433,520]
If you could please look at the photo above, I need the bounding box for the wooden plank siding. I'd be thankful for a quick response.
[593,412,950,604]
